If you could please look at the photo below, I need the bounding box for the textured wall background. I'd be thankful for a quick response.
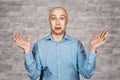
[0,0,120,80]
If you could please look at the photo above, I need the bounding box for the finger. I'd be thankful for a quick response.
[12,33,16,41]
[13,34,23,44]
[13,32,17,38]
[16,33,24,42]
[13,33,19,42]
[16,33,22,41]
[13,40,17,46]
[13,37,16,43]
[14,33,20,41]
[101,29,108,38]
[18,34,24,42]
[97,30,104,38]
[12,33,24,47]
[102,31,108,39]
[13,37,20,45]
[14,42,24,48]
[13,38,25,48]
[97,38,107,47]
[102,38,108,44]
[91,34,96,40]
[99,29,106,37]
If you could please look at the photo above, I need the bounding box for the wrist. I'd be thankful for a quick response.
[90,48,97,53]
[24,48,30,53]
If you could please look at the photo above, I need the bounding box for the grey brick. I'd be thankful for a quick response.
[0,0,120,80]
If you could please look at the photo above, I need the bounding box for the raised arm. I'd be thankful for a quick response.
[13,33,42,80]
[90,29,108,53]
[13,33,31,53]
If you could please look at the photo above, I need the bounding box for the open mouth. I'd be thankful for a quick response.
[55,26,61,30]
[55,27,61,29]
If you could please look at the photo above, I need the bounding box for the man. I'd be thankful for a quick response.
[13,7,108,80]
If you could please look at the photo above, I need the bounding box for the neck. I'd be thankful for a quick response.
[51,32,65,42]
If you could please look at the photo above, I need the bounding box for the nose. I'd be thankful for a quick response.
[56,18,60,25]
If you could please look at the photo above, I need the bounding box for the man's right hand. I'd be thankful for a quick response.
[13,33,31,53]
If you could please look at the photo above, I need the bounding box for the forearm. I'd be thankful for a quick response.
[24,52,41,80]
[78,52,96,79]
[84,52,96,76]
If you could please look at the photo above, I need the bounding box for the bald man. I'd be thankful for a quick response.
[13,7,108,80]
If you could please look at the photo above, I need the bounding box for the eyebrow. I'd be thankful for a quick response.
[61,15,65,17]
[51,15,66,17]
[51,15,55,17]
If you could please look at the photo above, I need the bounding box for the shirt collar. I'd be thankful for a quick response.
[45,33,71,41]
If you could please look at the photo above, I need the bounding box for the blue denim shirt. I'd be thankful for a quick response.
[24,34,96,80]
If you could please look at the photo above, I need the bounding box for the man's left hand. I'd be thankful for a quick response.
[90,29,108,53]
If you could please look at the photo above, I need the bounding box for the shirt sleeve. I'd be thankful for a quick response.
[24,42,42,80]
[77,41,96,79]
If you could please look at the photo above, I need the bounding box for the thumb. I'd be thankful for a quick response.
[25,35,30,42]
[91,34,96,40]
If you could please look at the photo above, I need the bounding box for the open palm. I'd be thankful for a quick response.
[13,33,31,53]
[90,29,108,52]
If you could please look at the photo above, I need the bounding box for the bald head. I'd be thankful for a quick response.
[49,7,68,18]
[49,7,68,23]
[48,7,68,35]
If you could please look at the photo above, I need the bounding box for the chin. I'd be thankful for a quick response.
[54,31,65,35]
[52,29,65,35]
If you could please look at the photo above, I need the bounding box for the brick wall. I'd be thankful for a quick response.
[0,0,120,80]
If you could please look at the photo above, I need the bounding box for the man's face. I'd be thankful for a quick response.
[49,7,68,35]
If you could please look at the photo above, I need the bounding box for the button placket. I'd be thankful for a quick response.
[56,43,61,80]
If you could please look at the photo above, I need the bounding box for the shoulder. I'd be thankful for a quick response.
[34,35,49,46]
[67,35,82,44]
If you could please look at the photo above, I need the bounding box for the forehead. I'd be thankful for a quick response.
[50,8,67,16]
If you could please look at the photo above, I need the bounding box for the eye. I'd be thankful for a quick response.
[60,17,65,20]
[51,16,56,20]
